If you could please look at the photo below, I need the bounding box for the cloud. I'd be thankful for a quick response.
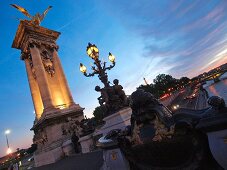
[102,0,227,78]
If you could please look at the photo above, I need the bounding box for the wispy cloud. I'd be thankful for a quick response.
[102,0,227,78]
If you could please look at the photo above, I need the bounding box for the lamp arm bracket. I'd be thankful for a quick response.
[84,72,96,77]
[105,62,115,71]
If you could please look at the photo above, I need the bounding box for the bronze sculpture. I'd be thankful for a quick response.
[10,4,52,25]
[97,89,227,169]
[95,79,128,115]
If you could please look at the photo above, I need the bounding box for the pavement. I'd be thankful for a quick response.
[32,150,104,170]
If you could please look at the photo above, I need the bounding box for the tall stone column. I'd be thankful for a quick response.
[29,44,54,111]
[12,21,84,167]
[53,49,75,106]
[25,58,44,119]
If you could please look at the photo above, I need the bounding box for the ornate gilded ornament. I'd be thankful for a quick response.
[10,4,52,26]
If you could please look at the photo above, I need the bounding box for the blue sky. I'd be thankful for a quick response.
[0,0,227,156]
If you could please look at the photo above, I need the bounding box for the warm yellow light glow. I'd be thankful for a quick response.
[87,48,92,56]
[54,92,67,109]
[6,148,12,155]
[59,105,65,109]
[5,130,10,135]
[108,52,115,63]
[86,43,99,59]
[56,104,66,109]
[80,63,87,73]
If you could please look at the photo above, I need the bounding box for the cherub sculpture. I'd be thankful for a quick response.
[10,4,52,25]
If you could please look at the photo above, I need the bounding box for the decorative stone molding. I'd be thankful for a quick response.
[40,49,55,77]
[27,39,58,51]
[61,117,82,137]
[29,56,37,79]
[22,52,37,79]
[33,129,48,150]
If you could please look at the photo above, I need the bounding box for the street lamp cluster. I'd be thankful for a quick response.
[79,43,128,115]
[80,43,115,88]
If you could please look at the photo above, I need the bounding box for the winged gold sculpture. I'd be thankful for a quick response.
[10,4,52,25]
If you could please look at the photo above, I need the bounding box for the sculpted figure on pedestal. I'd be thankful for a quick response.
[10,4,52,26]
[61,117,95,138]
[61,117,81,137]
[97,89,227,169]
[95,80,129,116]
[113,79,128,106]
[129,89,174,144]
[95,86,109,108]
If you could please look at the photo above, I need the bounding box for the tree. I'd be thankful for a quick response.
[179,77,190,86]
[137,74,185,98]
[93,106,105,124]
[26,144,37,154]
[153,74,178,96]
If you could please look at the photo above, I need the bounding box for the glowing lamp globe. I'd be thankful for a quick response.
[80,63,87,73]
[5,130,10,135]
[108,52,115,63]
[86,43,99,60]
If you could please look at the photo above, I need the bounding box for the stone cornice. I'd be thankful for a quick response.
[31,105,84,131]
[12,20,60,57]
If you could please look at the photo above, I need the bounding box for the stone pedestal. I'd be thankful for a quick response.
[101,148,130,170]
[34,146,63,167]
[79,134,94,153]
[94,107,132,137]
[32,105,84,167]
[62,139,74,156]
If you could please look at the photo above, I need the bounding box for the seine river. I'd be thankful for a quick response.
[205,72,227,103]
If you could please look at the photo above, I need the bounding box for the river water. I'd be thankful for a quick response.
[204,73,227,104]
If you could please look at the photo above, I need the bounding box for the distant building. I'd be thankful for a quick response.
[220,63,227,71]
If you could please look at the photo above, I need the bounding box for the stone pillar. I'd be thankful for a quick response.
[12,21,84,167]
[29,44,54,111]
[53,49,75,106]
[25,59,43,119]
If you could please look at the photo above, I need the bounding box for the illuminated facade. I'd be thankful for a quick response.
[12,20,78,119]
[12,20,84,167]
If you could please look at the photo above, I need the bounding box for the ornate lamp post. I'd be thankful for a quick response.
[80,43,128,115]
[80,43,116,88]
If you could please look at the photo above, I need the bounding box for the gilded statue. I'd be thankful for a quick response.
[10,4,52,25]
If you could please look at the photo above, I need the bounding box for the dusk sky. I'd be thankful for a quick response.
[0,0,227,156]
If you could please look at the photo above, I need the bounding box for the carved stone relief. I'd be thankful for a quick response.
[21,52,37,79]
[61,117,82,137]
[40,49,55,76]
[26,39,57,77]
[28,54,37,79]
[33,129,48,150]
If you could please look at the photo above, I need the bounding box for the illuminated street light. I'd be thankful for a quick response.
[108,52,115,63]
[5,129,10,135]
[5,129,11,154]
[86,43,99,60]
[80,63,87,73]
[80,43,116,88]
[6,148,12,155]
